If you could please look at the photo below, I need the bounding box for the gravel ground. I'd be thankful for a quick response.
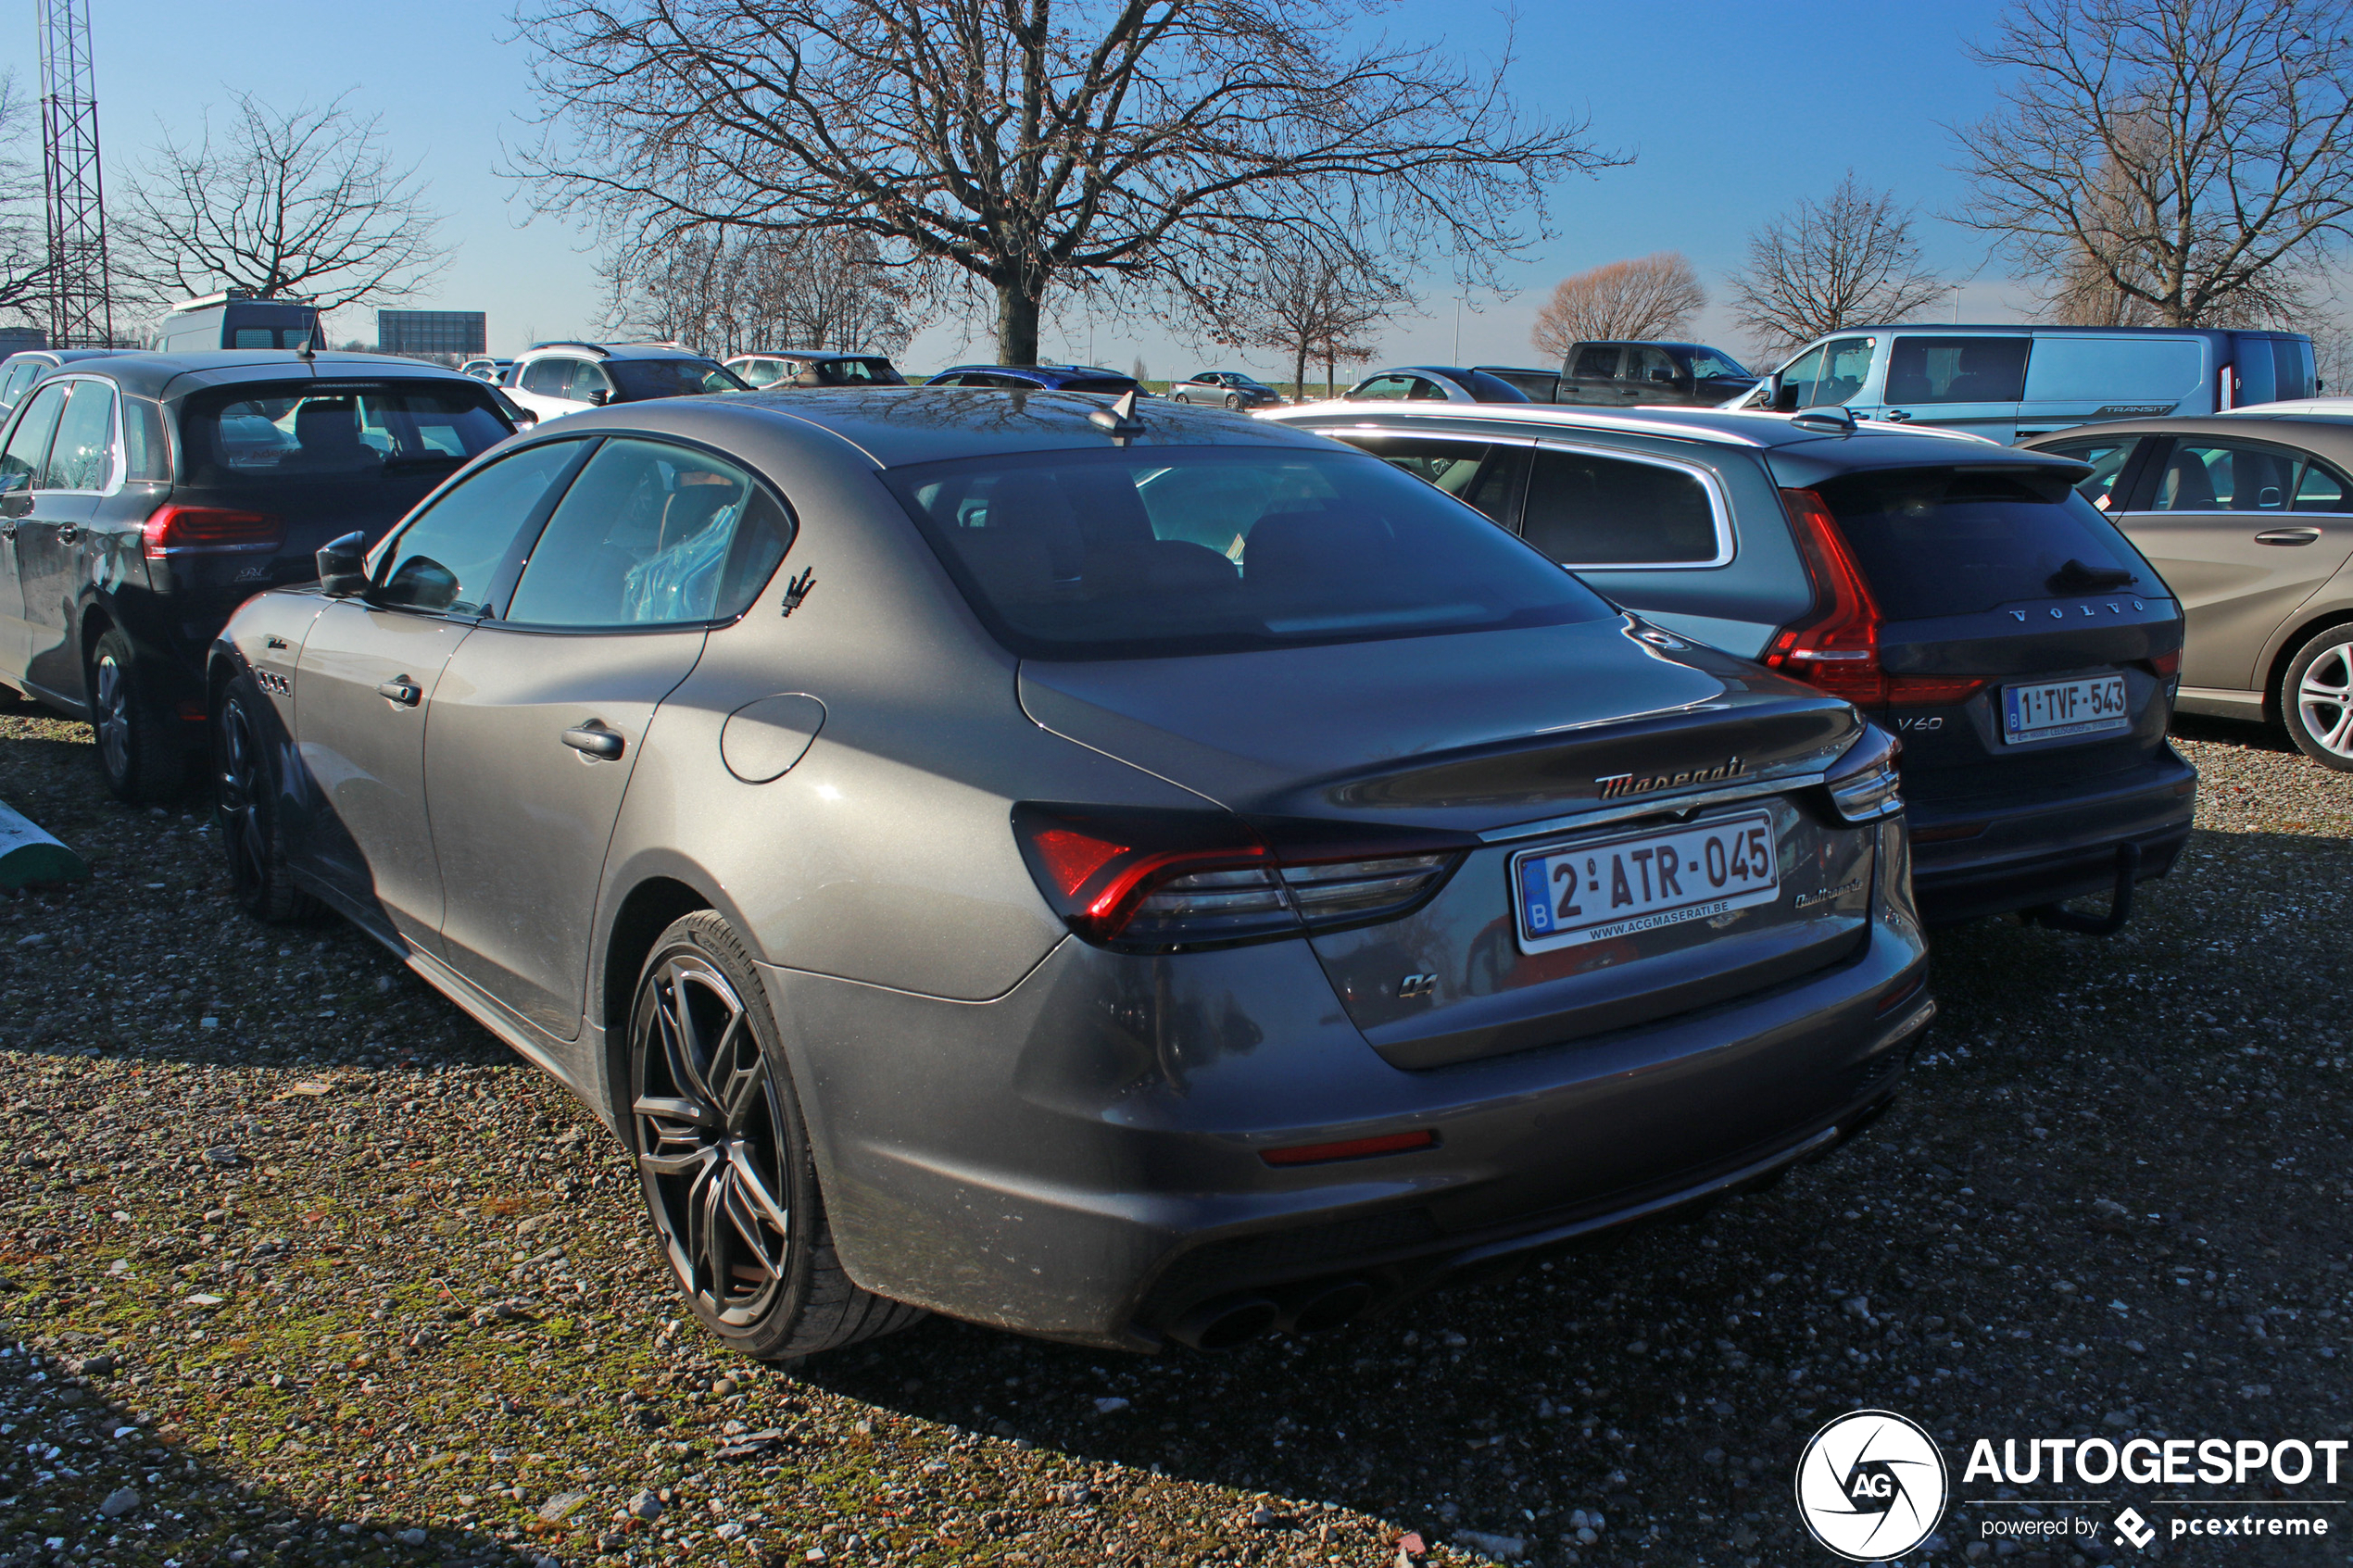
[2,695,2348,1568]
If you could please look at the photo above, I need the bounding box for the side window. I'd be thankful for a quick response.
[41,380,116,491]
[2149,441,2299,512]
[0,361,39,407]
[520,358,572,396]
[1885,335,2030,404]
[0,383,69,490]
[1355,437,1518,524]
[373,440,589,615]
[1814,336,1878,406]
[1572,345,1621,380]
[1522,448,1721,565]
[120,396,170,483]
[1627,345,1678,386]
[564,361,611,402]
[1406,377,1449,401]
[2040,437,2142,511]
[231,328,275,348]
[737,359,782,389]
[1775,345,1827,407]
[504,439,794,629]
[1353,376,1408,400]
[2295,458,2351,513]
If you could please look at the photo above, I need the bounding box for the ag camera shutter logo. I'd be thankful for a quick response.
[1794,1409,1949,1561]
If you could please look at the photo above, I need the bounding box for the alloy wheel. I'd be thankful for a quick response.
[93,653,132,784]
[2296,641,2353,759]
[633,949,793,1326]
[215,696,269,897]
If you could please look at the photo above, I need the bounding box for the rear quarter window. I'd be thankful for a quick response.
[1816,467,2155,618]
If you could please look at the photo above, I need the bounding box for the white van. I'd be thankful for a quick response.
[1732,324,2317,444]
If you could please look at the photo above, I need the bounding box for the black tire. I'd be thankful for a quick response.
[212,674,318,922]
[1171,391,1188,404]
[627,911,923,1360]
[89,628,188,803]
[1224,392,1241,410]
[2282,622,2353,771]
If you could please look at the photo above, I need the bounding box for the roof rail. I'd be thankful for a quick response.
[526,340,612,357]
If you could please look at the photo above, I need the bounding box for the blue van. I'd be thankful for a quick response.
[1734,324,2317,443]
[150,291,324,353]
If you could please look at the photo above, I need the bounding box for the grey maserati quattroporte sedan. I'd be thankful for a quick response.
[207,387,1934,1360]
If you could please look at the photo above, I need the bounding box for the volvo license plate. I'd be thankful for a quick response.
[1512,810,1780,954]
[2002,674,2129,743]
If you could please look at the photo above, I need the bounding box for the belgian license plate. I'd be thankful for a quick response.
[1512,810,1780,954]
[2001,674,2129,743]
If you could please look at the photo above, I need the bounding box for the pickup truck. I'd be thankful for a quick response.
[1555,341,1759,408]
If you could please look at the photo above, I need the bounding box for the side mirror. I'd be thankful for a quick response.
[0,470,25,493]
[1770,377,1800,413]
[584,388,611,407]
[317,531,369,597]
[510,407,538,427]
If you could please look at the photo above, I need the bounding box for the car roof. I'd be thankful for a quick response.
[518,341,711,361]
[2019,410,2353,453]
[727,349,881,361]
[1265,400,2092,481]
[55,349,492,400]
[537,384,1340,470]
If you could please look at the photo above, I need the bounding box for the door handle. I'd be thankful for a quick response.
[1881,409,1912,422]
[375,678,422,706]
[53,522,78,545]
[0,521,15,540]
[2255,528,2322,546]
[562,722,625,760]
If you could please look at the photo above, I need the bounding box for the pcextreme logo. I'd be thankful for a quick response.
[1793,1409,1950,1562]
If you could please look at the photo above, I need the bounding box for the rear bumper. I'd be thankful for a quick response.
[756,893,1931,1350]
[1907,746,2196,924]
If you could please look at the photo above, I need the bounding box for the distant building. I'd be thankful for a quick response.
[378,309,486,357]
[0,326,48,354]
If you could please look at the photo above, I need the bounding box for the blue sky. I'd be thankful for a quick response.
[73,0,2032,373]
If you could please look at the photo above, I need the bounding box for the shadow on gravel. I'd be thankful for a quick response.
[2171,711,2295,753]
[782,827,2352,1565]
[0,1336,542,1568]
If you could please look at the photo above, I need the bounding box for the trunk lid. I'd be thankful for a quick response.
[1804,465,2183,809]
[1020,618,1882,1067]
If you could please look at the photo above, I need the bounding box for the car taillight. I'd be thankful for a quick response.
[1011,804,1469,952]
[1765,489,1985,709]
[143,504,284,559]
[2147,648,2182,677]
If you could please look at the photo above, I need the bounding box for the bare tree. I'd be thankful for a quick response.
[117,90,447,311]
[0,72,51,331]
[510,0,1619,365]
[1211,237,1410,398]
[605,228,919,358]
[1955,0,2353,329]
[1730,174,1950,355]
[1529,252,1705,359]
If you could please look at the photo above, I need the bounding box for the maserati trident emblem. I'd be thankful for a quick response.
[1596,756,1746,801]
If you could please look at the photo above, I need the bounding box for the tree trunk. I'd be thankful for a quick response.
[1292,334,1311,404]
[997,281,1041,366]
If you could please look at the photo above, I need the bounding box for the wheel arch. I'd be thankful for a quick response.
[596,872,721,1126]
[2264,605,2353,722]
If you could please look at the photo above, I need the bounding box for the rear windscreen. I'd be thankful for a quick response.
[178,382,513,485]
[1816,468,2156,619]
[816,358,904,386]
[885,447,1612,659]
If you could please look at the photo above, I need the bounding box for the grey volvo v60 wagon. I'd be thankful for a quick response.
[208,388,1933,1359]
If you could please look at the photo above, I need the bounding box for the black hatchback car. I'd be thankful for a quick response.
[1267,402,2196,929]
[0,351,518,799]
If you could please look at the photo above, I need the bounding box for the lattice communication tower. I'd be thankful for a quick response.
[38,0,112,349]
